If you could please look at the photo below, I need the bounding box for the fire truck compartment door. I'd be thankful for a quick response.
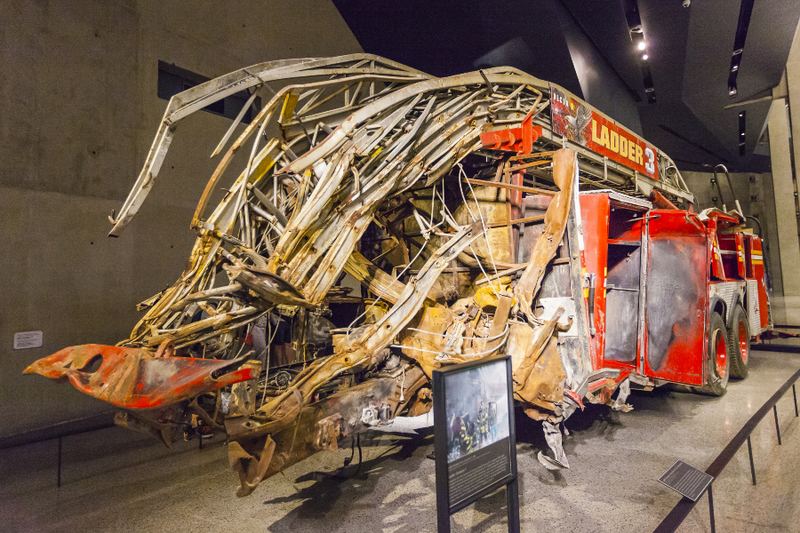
[642,212,707,385]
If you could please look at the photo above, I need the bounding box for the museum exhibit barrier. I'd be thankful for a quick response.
[0,412,115,488]
[0,410,221,488]
[653,344,800,533]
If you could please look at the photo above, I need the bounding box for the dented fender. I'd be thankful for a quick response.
[24,344,258,409]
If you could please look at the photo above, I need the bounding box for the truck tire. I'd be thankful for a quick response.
[727,304,750,379]
[700,312,729,396]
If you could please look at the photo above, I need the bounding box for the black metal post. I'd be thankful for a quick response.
[707,484,716,533]
[773,405,782,445]
[507,478,520,533]
[746,435,756,485]
[793,383,798,417]
[57,436,62,488]
[437,504,451,533]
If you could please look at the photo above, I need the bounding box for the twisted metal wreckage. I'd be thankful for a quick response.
[26,54,694,496]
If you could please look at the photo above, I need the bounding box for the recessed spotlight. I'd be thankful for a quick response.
[638,41,646,51]
[642,54,649,60]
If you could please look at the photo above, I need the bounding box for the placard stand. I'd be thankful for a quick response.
[432,356,520,533]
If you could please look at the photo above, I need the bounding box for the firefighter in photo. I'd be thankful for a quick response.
[477,401,490,446]
[459,414,476,455]
[450,414,462,459]
[488,402,498,440]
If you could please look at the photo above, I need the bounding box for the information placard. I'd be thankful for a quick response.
[14,331,43,350]
[433,356,519,532]
[658,460,714,502]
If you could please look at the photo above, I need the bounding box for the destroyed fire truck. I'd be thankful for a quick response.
[26,54,771,495]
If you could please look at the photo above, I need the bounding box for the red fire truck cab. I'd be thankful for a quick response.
[580,191,770,397]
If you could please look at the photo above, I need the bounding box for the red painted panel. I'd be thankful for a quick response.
[718,234,746,280]
[579,193,610,371]
[749,237,769,329]
[736,233,746,278]
[642,211,708,385]
[24,344,258,409]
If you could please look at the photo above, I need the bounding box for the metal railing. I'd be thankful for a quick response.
[654,353,800,533]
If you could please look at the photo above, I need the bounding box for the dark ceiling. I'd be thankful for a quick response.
[332,0,800,173]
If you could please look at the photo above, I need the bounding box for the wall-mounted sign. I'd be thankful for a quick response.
[550,86,659,180]
[14,330,43,350]
[433,356,519,532]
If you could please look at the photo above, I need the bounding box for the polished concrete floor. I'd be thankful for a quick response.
[2,344,799,533]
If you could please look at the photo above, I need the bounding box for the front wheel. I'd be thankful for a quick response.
[700,312,729,396]
[727,304,750,379]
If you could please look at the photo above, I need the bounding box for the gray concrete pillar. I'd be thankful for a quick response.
[783,20,800,324]
[768,94,800,324]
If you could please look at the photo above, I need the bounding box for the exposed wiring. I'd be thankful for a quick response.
[469,245,502,301]
[455,164,502,300]
[345,238,430,336]
[463,169,501,277]
[406,323,509,341]
[390,329,508,358]
[260,313,280,410]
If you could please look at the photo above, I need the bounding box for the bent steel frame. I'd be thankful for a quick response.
[27,54,697,497]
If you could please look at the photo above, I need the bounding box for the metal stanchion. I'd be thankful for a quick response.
[746,435,756,485]
[654,367,800,533]
[707,484,716,533]
[773,405,782,445]
[793,384,798,417]
[57,437,63,488]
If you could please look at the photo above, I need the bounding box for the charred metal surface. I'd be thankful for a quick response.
[27,54,698,496]
[605,246,641,362]
[24,344,258,409]
[644,213,708,385]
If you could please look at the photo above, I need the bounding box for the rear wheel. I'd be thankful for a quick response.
[727,304,750,379]
[700,312,729,396]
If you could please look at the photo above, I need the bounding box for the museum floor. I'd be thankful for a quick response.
[3,342,799,533]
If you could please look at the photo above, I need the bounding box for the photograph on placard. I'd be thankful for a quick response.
[444,359,510,462]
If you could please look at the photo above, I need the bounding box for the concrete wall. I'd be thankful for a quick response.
[0,0,361,437]
[683,20,800,326]
[767,100,800,324]
[554,2,643,136]
[779,19,800,324]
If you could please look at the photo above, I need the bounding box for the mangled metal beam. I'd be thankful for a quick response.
[29,54,697,497]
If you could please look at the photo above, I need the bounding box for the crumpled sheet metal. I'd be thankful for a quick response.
[27,52,594,495]
[514,149,575,324]
[251,227,480,435]
[113,58,553,356]
[24,344,257,409]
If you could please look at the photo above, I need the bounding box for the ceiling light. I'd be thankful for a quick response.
[638,41,646,51]
[642,54,649,60]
